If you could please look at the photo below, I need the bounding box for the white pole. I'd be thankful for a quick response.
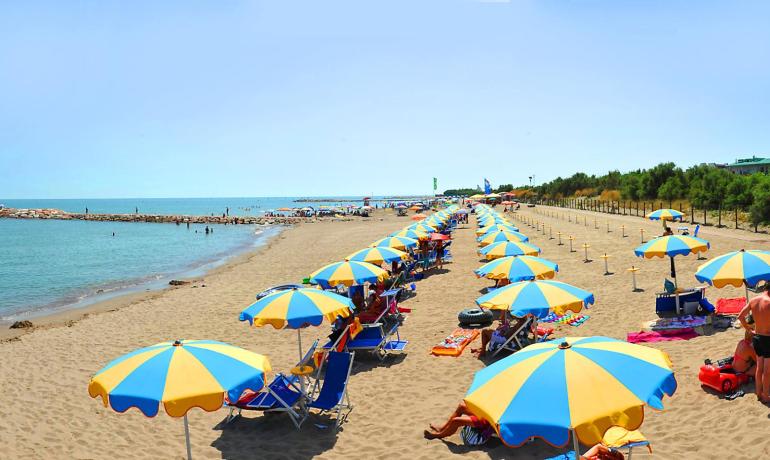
[297,329,303,361]
[184,414,192,460]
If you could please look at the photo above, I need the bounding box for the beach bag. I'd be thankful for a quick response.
[460,425,493,446]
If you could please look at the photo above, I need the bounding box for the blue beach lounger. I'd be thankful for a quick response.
[307,351,355,430]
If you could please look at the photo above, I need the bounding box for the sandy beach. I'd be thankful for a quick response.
[4,206,770,459]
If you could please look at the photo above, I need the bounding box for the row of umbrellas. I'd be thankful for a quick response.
[87,205,460,458]
[461,204,676,452]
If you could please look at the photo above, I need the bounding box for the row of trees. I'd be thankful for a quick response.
[530,163,770,228]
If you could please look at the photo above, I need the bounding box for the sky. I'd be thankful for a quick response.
[1,0,769,198]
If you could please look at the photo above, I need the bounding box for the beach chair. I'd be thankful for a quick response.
[307,351,355,429]
[488,316,543,358]
[224,340,318,428]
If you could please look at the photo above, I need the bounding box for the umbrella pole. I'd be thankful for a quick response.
[572,429,580,456]
[184,414,192,460]
[297,329,303,361]
[746,284,750,302]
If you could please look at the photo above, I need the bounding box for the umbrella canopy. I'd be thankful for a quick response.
[276,207,293,212]
[411,213,428,220]
[346,246,409,265]
[456,209,468,214]
[695,249,770,289]
[430,232,451,241]
[239,288,354,329]
[89,339,271,417]
[475,256,558,282]
[477,230,529,246]
[371,236,418,250]
[390,228,429,240]
[409,205,422,211]
[647,209,685,221]
[408,222,437,233]
[464,337,676,448]
[309,260,389,287]
[480,241,541,260]
[634,235,710,259]
[476,280,594,318]
[476,224,520,236]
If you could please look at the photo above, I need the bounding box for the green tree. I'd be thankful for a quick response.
[750,176,770,231]
[658,175,684,202]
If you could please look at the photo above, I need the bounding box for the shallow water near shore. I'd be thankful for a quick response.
[0,217,282,321]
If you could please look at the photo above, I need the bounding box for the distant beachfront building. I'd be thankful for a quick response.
[726,156,770,175]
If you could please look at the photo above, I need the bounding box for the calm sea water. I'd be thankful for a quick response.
[0,197,386,322]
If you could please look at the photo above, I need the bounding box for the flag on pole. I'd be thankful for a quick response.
[484,178,492,194]
[433,177,437,191]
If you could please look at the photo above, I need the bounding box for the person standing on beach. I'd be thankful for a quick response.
[135,206,138,214]
[739,282,770,402]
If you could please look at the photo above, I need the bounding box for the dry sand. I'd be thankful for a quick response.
[2,206,770,459]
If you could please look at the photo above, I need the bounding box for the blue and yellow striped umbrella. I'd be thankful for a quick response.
[476,279,594,318]
[634,235,710,259]
[240,288,354,329]
[464,337,676,449]
[390,228,429,240]
[309,260,389,287]
[89,340,271,417]
[479,241,541,260]
[647,208,685,221]
[371,236,418,250]
[346,246,409,265]
[476,223,520,236]
[695,249,770,289]
[407,222,437,233]
[475,256,558,282]
[477,230,529,246]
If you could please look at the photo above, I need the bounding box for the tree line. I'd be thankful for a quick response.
[443,162,770,228]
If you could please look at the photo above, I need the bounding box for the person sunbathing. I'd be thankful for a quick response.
[471,312,528,359]
[423,401,490,440]
[359,292,386,323]
[734,329,757,375]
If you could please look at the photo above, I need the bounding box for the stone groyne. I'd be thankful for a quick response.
[0,208,314,225]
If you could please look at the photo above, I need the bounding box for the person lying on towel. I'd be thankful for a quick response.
[423,401,491,440]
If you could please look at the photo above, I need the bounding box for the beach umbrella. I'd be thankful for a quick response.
[476,279,594,318]
[390,228,429,240]
[409,205,422,211]
[309,260,389,288]
[411,213,428,220]
[480,241,541,260]
[477,230,529,246]
[408,222,437,233]
[464,337,676,452]
[476,224,520,236]
[635,235,710,288]
[430,232,451,241]
[346,246,409,264]
[695,249,770,299]
[456,209,468,215]
[89,339,271,460]
[647,209,685,221]
[371,236,419,250]
[475,256,558,282]
[277,207,293,212]
[240,287,354,358]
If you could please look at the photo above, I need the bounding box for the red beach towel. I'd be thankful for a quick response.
[715,297,746,315]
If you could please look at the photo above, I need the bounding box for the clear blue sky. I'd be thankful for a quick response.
[2,0,769,198]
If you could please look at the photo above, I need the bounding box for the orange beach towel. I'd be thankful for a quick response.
[431,328,480,357]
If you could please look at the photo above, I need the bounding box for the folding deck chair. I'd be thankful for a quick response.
[488,316,543,358]
[345,304,407,360]
[307,351,355,430]
[224,340,319,428]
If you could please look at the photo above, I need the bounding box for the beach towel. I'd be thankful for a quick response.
[541,311,590,327]
[627,329,699,344]
[716,297,747,315]
[431,328,479,357]
[645,315,706,331]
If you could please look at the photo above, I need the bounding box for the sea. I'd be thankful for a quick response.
[0,197,395,322]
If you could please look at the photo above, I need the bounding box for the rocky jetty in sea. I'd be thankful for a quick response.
[0,207,315,225]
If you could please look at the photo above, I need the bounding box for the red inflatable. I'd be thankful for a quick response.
[699,358,751,394]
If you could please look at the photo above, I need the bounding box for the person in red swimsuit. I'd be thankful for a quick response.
[734,329,757,375]
[423,401,489,439]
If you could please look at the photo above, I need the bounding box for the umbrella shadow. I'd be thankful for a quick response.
[440,437,564,459]
[350,352,407,376]
[211,412,339,460]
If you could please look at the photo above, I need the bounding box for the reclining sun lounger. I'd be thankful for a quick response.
[225,339,319,429]
[307,351,354,430]
[488,316,550,358]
